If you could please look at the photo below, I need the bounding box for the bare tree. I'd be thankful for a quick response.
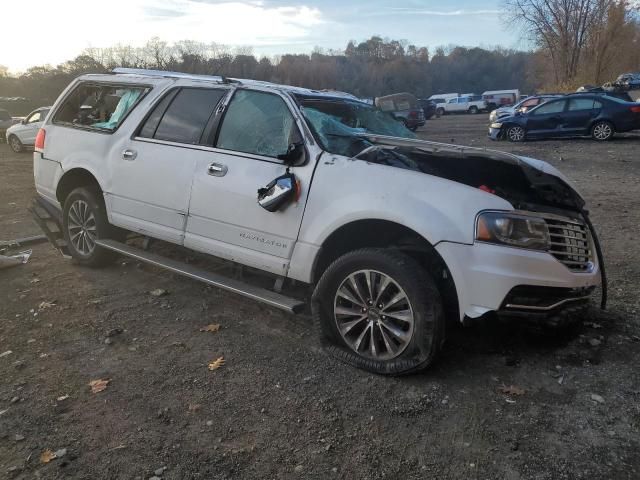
[505,0,616,84]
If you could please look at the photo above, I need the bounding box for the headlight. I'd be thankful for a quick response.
[476,212,550,250]
[490,122,503,129]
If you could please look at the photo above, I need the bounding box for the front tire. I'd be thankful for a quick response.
[436,107,445,117]
[591,121,614,141]
[506,125,525,142]
[312,249,445,375]
[8,135,23,153]
[468,106,479,114]
[62,187,119,267]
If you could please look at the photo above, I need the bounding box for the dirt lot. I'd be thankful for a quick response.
[1,114,639,479]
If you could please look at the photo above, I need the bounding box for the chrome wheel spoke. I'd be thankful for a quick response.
[374,276,391,304]
[369,324,377,357]
[347,274,367,305]
[338,315,367,335]
[335,305,364,317]
[353,323,371,352]
[382,291,406,311]
[382,309,412,323]
[337,286,364,307]
[380,320,411,342]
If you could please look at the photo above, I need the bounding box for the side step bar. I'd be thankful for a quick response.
[28,196,70,257]
[95,239,305,314]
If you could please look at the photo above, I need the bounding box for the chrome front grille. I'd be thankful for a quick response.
[544,216,593,272]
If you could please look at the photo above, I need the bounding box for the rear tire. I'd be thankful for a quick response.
[591,121,614,141]
[312,248,445,375]
[436,107,445,117]
[468,106,479,114]
[62,187,120,267]
[8,135,23,153]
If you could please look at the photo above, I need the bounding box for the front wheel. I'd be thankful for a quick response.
[468,106,479,114]
[591,121,614,141]
[312,249,445,375]
[8,135,23,153]
[436,107,445,117]
[506,125,525,142]
[62,187,120,267]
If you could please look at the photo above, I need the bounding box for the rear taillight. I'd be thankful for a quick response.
[35,128,46,152]
[409,111,418,118]
[630,105,640,113]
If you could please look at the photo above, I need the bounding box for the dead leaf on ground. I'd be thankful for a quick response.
[498,384,526,396]
[149,289,169,297]
[89,379,110,393]
[200,324,221,333]
[208,357,225,371]
[38,301,56,311]
[40,449,57,463]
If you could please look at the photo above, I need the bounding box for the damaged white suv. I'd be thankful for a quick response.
[31,69,605,375]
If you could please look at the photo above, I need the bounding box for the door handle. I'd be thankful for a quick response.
[208,162,228,177]
[122,149,137,161]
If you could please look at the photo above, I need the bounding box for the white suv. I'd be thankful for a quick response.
[30,69,604,375]
[6,107,51,152]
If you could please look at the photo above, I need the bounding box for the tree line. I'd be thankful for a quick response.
[0,0,638,114]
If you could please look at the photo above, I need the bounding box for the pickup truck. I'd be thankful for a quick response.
[30,69,605,375]
[436,96,487,115]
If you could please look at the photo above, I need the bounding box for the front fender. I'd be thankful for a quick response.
[299,154,513,249]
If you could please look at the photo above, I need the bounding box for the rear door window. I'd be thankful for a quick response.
[568,98,597,111]
[149,88,226,144]
[532,100,566,115]
[53,83,149,132]
[216,90,300,159]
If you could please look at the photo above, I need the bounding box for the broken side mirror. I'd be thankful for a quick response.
[277,142,305,166]
[257,172,299,212]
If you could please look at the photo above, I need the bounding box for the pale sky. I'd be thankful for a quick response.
[2,0,521,73]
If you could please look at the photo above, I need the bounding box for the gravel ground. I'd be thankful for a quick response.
[0,114,639,479]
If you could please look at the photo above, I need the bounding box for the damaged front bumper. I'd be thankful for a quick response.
[28,195,70,257]
[436,240,602,324]
[488,126,502,140]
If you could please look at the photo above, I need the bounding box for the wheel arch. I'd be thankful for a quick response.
[311,219,460,323]
[56,168,103,205]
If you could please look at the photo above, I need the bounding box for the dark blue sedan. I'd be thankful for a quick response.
[489,94,640,142]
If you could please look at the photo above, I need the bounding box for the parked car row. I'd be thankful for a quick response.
[489,93,640,142]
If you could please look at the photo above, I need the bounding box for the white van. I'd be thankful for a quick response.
[482,90,521,110]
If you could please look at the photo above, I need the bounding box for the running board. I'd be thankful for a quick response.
[95,239,305,314]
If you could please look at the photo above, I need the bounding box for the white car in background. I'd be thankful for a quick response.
[6,107,51,153]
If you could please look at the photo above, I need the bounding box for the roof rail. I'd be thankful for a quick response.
[112,68,238,84]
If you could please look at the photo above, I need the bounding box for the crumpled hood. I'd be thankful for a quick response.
[356,134,586,212]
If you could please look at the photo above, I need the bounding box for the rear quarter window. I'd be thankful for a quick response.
[53,82,150,133]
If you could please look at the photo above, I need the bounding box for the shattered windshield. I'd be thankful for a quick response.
[297,97,415,157]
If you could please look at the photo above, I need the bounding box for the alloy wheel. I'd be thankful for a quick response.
[67,199,97,255]
[593,123,612,140]
[333,269,415,361]
[508,126,525,142]
[9,137,21,153]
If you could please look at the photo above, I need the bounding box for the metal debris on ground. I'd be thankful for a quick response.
[0,249,32,270]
